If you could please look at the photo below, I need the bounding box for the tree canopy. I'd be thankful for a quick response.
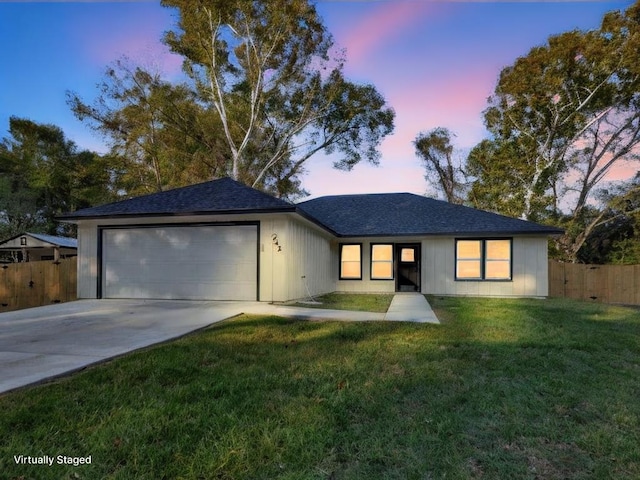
[463,1,640,261]
[69,0,395,199]
[413,128,467,204]
[0,117,114,239]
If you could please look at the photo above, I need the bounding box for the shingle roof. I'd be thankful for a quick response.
[59,177,562,236]
[296,193,563,236]
[59,177,295,220]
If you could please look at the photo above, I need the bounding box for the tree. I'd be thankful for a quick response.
[70,0,394,198]
[466,138,558,223]
[69,60,230,197]
[77,0,394,199]
[414,127,468,204]
[469,1,640,261]
[0,117,114,238]
[576,173,640,264]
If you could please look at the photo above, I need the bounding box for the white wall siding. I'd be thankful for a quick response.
[334,236,550,298]
[424,238,451,295]
[76,221,99,298]
[424,236,549,297]
[74,213,550,301]
[334,237,419,294]
[74,213,334,302]
[276,218,334,301]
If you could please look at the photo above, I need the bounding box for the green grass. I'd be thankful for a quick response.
[2,297,640,479]
[290,292,394,313]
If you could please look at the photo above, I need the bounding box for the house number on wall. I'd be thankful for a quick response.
[272,234,283,252]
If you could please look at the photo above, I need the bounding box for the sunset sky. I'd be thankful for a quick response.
[0,0,633,199]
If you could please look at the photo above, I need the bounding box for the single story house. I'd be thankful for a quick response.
[59,177,562,302]
[0,232,77,263]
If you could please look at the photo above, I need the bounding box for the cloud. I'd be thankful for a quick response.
[385,66,496,149]
[339,1,436,67]
[71,4,182,77]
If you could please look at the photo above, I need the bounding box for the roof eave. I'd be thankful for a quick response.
[330,229,564,238]
[57,206,297,222]
[293,208,340,237]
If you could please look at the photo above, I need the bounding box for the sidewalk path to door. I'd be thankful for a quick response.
[255,293,440,324]
[383,293,440,323]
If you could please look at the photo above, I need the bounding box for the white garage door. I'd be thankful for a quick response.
[102,225,258,300]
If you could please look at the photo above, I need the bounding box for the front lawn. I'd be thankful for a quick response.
[2,297,640,479]
[290,292,394,313]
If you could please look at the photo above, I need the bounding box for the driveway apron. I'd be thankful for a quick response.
[0,300,247,394]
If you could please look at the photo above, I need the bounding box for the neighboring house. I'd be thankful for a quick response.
[59,177,562,302]
[0,232,78,263]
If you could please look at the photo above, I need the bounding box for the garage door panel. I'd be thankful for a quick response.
[103,225,257,300]
[105,279,251,300]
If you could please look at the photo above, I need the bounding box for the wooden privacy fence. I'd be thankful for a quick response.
[548,260,640,305]
[0,257,77,313]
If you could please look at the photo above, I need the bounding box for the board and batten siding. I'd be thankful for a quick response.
[76,221,99,299]
[334,236,422,294]
[268,217,334,302]
[334,236,549,297]
[75,217,549,300]
[424,236,549,297]
[73,213,333,302]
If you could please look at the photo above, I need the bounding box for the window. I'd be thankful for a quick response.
[371,244,393,280]
[485,240,511,280]
[456,239,512,281]
[456,240,482,279]
[400,248,415,262]
[340,244,362,279]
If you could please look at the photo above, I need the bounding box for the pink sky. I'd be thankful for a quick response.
[337,1,439,69]
[303,0,637,199]
[0,0,635,202]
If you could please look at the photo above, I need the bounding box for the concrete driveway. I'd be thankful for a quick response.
[0,299,248,394]
[0,295,437,395]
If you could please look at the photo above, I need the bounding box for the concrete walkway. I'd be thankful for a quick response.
[247,294,439,324]
[384,293,440,323]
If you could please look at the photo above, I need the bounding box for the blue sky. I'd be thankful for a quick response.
[0,0,633,198]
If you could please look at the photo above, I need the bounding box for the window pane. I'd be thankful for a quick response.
[486,260,510,279]
[372,262,393,279]
[341,244,360,261]
[341,262,361,278]
[340,244,361,279]
[457,240,481,259]
[457,260,481,279]
[486,240,510,260]
[372,244,393,261]
[401,248,415,262]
